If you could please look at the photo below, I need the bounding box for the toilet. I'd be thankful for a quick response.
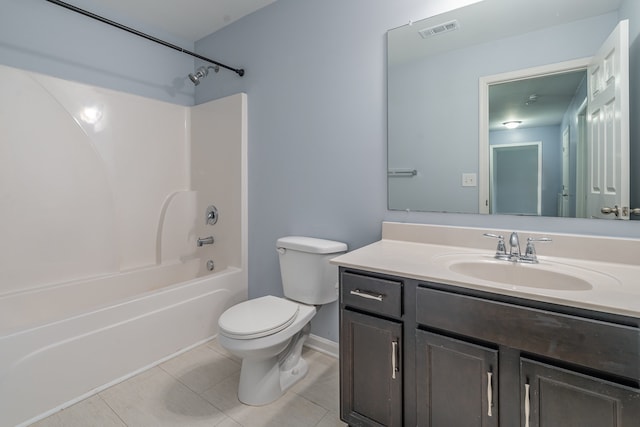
[217,236,348,406]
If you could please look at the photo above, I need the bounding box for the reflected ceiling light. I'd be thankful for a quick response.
[502,120,522,129]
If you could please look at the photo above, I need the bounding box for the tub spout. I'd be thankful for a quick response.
[197,236,214,247]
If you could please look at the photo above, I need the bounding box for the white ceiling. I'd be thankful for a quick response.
[489,70,587,131]
[65,0,277,42]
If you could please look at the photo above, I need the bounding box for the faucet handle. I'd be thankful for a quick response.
[483,233,508,259]
[522,237,552,263]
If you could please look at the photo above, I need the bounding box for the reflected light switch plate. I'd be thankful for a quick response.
[462,173,477,187]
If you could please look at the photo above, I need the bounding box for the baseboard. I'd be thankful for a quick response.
[304,333,338,358]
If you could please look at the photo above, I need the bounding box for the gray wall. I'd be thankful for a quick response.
[2,0,637,343]
[0,0,195,105]
[195,0,640,343]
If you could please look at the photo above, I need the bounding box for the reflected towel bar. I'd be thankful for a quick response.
[388,169,417,177]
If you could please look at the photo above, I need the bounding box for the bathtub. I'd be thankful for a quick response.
[0,260,247,427]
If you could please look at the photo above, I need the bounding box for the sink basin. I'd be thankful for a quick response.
[433,254,619,291]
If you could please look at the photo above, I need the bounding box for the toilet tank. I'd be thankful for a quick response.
[276,236,348,305]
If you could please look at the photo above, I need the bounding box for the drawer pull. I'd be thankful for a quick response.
[391,340,399,379]
[350,289,384,301]
[524,382,531,427]
[487,371,493,417]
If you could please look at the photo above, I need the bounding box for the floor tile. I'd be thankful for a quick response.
[99,367,228,427]
[291,348,341,413]
[160,343,241,393]
[30,395,125,427]
[32,340,343,427]
[315,411,348,427]
[202,372,328,427]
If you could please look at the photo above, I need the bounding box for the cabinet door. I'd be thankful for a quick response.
[416,330,499,427]
[340,309,402,427]
[521,359,640,427]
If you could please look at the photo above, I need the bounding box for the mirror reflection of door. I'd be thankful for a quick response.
[490,142,541,215]
[480,20,630,219]
[586,20,630,219]
[575,102,589,217]
[482,67,586,216]
[561,127,570,217]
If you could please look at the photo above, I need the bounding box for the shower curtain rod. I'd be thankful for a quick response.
[45,0,245,77]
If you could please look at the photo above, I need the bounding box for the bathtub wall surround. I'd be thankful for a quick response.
[0,64,248,427]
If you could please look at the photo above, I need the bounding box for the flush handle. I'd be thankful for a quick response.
[349,289,384,301]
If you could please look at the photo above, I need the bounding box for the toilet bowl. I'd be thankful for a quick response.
[218,296,316,405]
[217,236,347,406]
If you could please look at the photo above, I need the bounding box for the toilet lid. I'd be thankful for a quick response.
[218,295,300,339]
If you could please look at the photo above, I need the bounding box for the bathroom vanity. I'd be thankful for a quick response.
[333,222,640,427]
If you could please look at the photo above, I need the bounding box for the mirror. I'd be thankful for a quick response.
[387,0,636,218]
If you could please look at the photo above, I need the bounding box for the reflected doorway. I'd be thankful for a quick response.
[490,142,541,215]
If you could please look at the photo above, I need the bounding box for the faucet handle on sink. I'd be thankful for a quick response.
[483,233,509,260]
[522,237,552,263]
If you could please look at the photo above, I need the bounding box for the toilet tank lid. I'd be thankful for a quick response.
[277,236,347,254]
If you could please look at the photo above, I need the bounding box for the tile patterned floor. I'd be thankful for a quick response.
[32,339,346,427]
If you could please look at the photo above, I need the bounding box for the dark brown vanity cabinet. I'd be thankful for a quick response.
[416,284,640,427]
[416,330,498,427]
[339,271,404,427]
[521,359,640,427]
[339,267,640,427]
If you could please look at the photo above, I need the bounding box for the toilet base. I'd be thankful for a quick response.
[238,355,309,406]
[237,325,311,406]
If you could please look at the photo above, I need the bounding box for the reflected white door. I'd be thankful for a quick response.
[586,20,630,219]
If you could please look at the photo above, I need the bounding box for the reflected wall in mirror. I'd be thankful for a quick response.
[387,0,639,219]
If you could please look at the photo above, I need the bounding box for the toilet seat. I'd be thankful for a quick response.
[219,295,300,339]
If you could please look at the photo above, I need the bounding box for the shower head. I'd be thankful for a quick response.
[188,65,220,86]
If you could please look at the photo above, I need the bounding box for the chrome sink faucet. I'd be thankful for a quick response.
[509,232,521,259]
[483,232,551,263]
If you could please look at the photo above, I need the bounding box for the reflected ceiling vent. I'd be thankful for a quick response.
[418,19,460,39]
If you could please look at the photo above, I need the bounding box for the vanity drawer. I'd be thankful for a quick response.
[416,286,640,380]
[341,271,402,318]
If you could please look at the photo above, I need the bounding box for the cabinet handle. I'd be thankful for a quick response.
[524,383,530,427]
[350,289,384,301]
[487,371,493,417]
[391,340,399,379]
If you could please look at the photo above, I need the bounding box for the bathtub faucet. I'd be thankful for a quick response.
[197,236,214,247]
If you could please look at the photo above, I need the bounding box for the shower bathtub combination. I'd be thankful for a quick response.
[0,65,248,426]
[0,264,245,426]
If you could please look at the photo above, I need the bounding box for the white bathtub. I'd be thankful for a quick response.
[0,261,247,427]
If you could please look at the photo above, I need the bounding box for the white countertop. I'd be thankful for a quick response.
[331,222,640,318]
